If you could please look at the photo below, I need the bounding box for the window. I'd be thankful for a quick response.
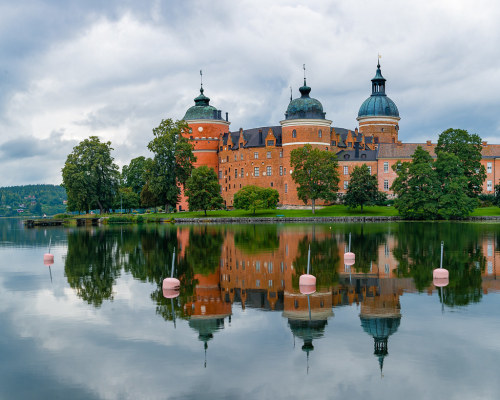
[241,154,244,160]
[256,280,260,288]
[254,152,258,159]
[488,261,493,274]
[254,167,260,177]
[318,129,322,138]
[292,129,297,138]
[343,166,348,175]
[332,140,336,146]
[241,168,244,177]
[268,262,273,273]
[234,155,237,161]
[280,262,284,272]
[255,261,260,271]
[384,180,389,190]
[487,180,493,191]
[348,142,352,147]
[280,151,283,158]
[267,166,272,176]
[280,166,283,176]
[368,166,372,174]
[487,162,492,173]
[267,140,274,146]
[270,182,273,187]
[267,151,271,159]
[384,162,389,173]
[385,244,389,256]
[385,264,390,274]
[344,181,348,190]
[226,156,229,162]
[285,183,288,193]
[220,146,223,151]
[268,280,273,288]
[218,171,222,179]
[235,169,238,178]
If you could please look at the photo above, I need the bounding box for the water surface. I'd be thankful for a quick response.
[1,219,499,399]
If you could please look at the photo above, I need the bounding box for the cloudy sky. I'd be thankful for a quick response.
[1,0,500,185]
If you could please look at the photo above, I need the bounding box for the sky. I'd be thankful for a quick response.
[1,0,500,186]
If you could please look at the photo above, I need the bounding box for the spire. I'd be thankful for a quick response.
[290,86,293,102]
[303,63,307,86]
[299,64,311,98]
[371,58,386,96]
[194,69,210,106]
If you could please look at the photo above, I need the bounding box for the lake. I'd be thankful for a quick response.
[0,218,499,399]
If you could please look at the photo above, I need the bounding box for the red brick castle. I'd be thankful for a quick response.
[178,63,500,210]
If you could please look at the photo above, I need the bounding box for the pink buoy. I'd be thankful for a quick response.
[433,274,449,287]
[163,287,180,299]
[299,284,316,295]
[43,253,54,263]
[299,274,316,286]
[433,241,449,286]
[344,252,355,266]
[163,277,180,290]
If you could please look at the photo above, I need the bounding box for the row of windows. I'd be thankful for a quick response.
[343,179,390,191]
[227,166,290,178]
[343,166,372,175]
[291,129,323,138]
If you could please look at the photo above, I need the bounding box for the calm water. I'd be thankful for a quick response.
[1,218,500,400]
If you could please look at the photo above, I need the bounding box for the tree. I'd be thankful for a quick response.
[62,136,120,214]
[185,166,224,215]
[290,144,339,214]
[435,128,485,198]
[233,185,279,215]
[434,151,477,219]
[140,182,157,209]
[113,187,140,212]
[343,164,379,211]
[146,119,196,211]
[391,146,440,219]
[495,184,500,207]
[122,156,150,195]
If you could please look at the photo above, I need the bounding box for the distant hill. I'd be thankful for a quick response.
[0,184,67,217]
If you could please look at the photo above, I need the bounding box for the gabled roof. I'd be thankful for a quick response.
[223,126,282,149]
[377,143,437,159]
[336,148,378,161]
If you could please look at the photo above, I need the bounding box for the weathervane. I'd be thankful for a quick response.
[377,53,381,67]
[200,69,203,90]
[290,86,293,102]
[303,63,307,85]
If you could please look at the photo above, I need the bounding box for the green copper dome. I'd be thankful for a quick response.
[285,80,326,120]
[183,87,224,121]
[358,62,399,118]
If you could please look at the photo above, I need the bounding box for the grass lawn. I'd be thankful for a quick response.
[471,207,500,216]
[145,205,400,219]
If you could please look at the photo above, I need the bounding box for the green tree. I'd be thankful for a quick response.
[233,185,279,215]
[62,136,120,214]
[140,182,157,209]
[290,144,339,214]
[146,119,196,211]
[122,156,150,195]
[391,146,440,219]
[343,164,379,211]
[435,128,485,197]
[113,187,140,212]
[495,184,500,207]
[185,166,224,215]
[434,151,477,219]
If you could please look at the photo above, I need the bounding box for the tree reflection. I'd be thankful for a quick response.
[393,222,485,306]
[234,224,280,254]
[64,229,121,307]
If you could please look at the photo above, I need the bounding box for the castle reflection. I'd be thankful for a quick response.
[63,222,500,373]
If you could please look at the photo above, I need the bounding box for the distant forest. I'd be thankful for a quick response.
[0,185,67,217]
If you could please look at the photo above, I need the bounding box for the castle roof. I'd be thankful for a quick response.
[223,126,283,149]
[183,87,225,121]
[285,80,326,120]
[358,62,399,119]
[336,148,378,161]
[378,143,437,159]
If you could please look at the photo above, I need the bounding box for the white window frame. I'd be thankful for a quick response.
[384,162,389,173]
[254,167,260,177]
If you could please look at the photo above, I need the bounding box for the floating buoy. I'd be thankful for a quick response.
[299,244,316,293]
[43,237,54,265]
[162,248,180,291]
[344,232,355,265]
[433,241,449,285]
[163,287,180,299]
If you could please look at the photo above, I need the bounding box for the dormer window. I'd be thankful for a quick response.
[344,154,350,159]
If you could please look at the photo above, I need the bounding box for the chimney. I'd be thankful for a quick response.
[355,127,358,134]
[218,110,222,119]
[226,112,228,122]
[354,141,360,158]
[426,140,432,146]
[213,110,217,119]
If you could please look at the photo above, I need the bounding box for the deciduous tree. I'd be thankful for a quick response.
[122,156,150,195]
[343,164,379,211]
[146,119,196,212]
[185,166,224,215]
[233,185,279,215]
[290,144,339,214]
[62,136,120,214]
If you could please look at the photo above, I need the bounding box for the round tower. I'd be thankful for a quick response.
[280,73,332,206]
[357,61,400,144]
[178,78,230,211]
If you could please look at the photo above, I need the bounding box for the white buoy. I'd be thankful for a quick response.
[344,232,355,266]
[163,248,181,290]
[299,244,316,293]
[433,241,449,285]
[44,237,54,264]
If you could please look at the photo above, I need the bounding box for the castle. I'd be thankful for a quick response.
[178,62,500,210]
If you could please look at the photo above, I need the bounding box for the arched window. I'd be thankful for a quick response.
[292,129,297,138]
[318,129,322,138]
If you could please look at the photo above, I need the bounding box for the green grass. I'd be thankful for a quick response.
[471,207,500,216]
[145,205,400,219]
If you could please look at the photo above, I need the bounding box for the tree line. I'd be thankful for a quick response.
[0,184,67,216]
[61,118,498,218]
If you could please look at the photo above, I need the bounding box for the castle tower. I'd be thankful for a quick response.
[357,61,400,144]
[280,70,332,205]
[178,76,230,210]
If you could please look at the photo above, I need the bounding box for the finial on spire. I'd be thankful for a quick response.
[200,69,203,93]
[303,63,307,85]
[377,53,381,68]
[290,86,293,102]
